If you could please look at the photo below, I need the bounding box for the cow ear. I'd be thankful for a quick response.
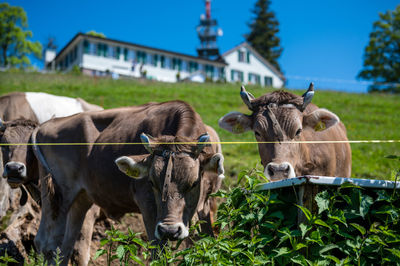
[218,112,252,134]
[140,133,155,154]
[204,153,225,179]
[0,118,5,132]
[303,108,340,131]
[115,156,148,179]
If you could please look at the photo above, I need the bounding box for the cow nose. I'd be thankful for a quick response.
[155,222,187,240]
[4,162,26,177]
[265,162,295,181]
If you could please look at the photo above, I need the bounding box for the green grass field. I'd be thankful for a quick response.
[0,72,399,182]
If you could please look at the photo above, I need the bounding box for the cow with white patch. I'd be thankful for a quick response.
[32,100,224,264]
[219,84,351,181]
[0,92,103,265]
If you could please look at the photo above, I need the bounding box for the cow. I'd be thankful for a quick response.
[0,91,103,123]
[0,91,103,216]
[30,100,224,264]
[0,92,103,265]
[218,83,351,181]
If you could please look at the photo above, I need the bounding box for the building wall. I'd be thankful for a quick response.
[223,46,284,88]
[56,37,225,83]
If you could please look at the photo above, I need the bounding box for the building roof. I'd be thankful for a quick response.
[222,42,285,81]
[55,33,227,66]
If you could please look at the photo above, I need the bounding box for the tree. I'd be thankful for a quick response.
[86,30,106,38]
[245,0,283,72]
[358,5,400,93]
[0,3,42,68]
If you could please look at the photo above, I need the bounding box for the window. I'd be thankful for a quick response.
[124,48,128,61]
[246,51,250,63]
[264,76,273,87]
[128,50,135,61]
[238,50,245,62]
[248,73,261,85]
[189,61,198,73]
[205,64,214,78]
[152,54,159,66]
[160,55,166,68]
[116,47,121,59]
[172,58,182,70]
[90,43,96,55]
[136,51,147,64]
[97,43,108,57]
[182,61,188,72]
[83,40,89,54]
[231,69,244,82]
[219,67,225,80]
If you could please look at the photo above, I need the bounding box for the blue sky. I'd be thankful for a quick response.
[7,0,399,93]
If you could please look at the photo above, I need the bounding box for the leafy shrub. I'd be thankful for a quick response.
[94,164,400,265]
[93,226,151,265]
[167,169,400,265]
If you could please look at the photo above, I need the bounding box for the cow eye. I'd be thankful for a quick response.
[295,128,302,137]
[191,179,200,189]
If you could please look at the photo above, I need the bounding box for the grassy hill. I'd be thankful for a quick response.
[0,72,399,182]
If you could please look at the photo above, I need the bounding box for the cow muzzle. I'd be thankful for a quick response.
[265,162,296,181]
[155,222,189,240]
[3,161,27,188]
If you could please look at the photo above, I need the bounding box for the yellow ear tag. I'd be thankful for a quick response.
[314,121,326,132]
[233,123,244,133]
[127,168,140,178]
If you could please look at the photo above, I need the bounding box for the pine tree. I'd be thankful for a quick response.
[246,0,283,72]
[357,5,400,93]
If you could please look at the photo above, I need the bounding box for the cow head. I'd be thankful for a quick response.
[115,133,224,240]
[219,84,340,181]
[0,118,39,188]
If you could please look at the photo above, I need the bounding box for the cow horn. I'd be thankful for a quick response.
[140,133,153,154]
[196,133,210,154]
[240,85,255,111]
[301,82,315,111]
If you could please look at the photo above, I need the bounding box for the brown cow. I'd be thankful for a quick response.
[0,91,103,216]
[0,92,103,265]
[219,84,351,181]
[32,101,224,264]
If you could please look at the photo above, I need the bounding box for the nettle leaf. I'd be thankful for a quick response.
[299,224,311,238]
[386,248,400,259]
[269,211,284,220]
[314,219,331,229]
[116,245,125,260]
[324,255,341,264]
[319,244,339,255]
[360,195,374,218]
[350,223,367,235]
[93,249,107,260]
[295,204,312,221]
[273,247,291,257]
[290,254,308,265]
[315,190,330,214]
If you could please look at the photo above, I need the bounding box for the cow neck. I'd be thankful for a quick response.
[265,104,284,143]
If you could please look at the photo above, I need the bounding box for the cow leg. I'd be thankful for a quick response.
[133,181,162,256]
[70,204,100,266]
[59,191,93,266]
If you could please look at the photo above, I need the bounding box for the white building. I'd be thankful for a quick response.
[47,33,285,87]
[223,42,285,88]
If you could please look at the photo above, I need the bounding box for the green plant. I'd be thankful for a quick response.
[0,251,18,265]
[93,226,151,265]
[163,170,400,265]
